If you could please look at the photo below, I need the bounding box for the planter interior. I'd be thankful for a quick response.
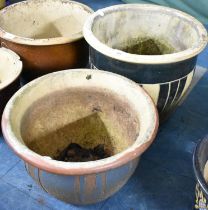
[0,0,91,41]
[17,80,140,159]
[92,5,202,55]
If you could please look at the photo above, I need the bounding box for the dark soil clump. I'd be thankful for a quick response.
[54,143,112,162]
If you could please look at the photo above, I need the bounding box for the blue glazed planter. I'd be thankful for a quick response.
[83,4,207,122]
[193,136,208,210]
[2,69,158,205]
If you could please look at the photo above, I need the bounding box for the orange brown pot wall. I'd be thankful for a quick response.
[1,38,89,81]
[0,0,93,81]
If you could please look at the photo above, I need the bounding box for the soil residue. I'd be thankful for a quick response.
[121,38,175,55]
[54,143,112,162]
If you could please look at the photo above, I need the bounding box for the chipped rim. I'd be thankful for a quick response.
[0,47,22,90]
[0,0,94,46]
[83,4,208,64]
[1,69,159,175]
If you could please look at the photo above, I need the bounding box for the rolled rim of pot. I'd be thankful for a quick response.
[0,0,93,46]
[1,69,159,175]
[0,47,22,90]
[193,136,208,197]
[83,4,208,65]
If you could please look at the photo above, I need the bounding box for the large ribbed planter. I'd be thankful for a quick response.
[83,4,207,122]
[2,69,158,205]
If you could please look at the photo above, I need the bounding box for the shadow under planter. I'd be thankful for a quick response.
[24,112,117,158]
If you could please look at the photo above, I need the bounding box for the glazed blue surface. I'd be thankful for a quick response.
[90,48,197,83]
[2,0,208,209]
[193,136,208,208]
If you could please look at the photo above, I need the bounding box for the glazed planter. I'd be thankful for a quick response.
[0,0,93,81]
[193,135,208,209]
[0,47,22,121]
[83,4,208,122]
[2,69,158,205]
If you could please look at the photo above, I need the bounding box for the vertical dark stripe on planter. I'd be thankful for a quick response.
[157,83,170,113]
[161,80,179,112]
[74,176,81,203]
[84,174,97,203]
[174,76,187,103]
[101,173,107,197]
[37,169,48,193]
[24,162,29,174]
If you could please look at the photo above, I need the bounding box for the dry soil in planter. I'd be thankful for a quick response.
[20,88,139,161]
[120,37,175,55]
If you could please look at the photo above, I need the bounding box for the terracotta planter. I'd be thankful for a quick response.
[2,69,158,205]
[83,4,207,122]
[0,47,22,122]
[0,0,93,81]
[193,136,208,209]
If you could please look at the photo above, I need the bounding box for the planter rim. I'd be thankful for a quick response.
[0,0,93,46]
[0,47,22,90]
[1,69,159,175]
[193,135,208,197]
[83,4,208,65]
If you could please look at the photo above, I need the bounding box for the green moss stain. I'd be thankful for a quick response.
[121,37,175,55]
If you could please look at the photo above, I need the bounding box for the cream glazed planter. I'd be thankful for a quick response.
[0,47,22,119]
[2,69,158,205]
[83,4,208,122]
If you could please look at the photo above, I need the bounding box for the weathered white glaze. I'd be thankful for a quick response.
[84,4,207,64]
[0,0,93,45]
[0,47,22,90]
